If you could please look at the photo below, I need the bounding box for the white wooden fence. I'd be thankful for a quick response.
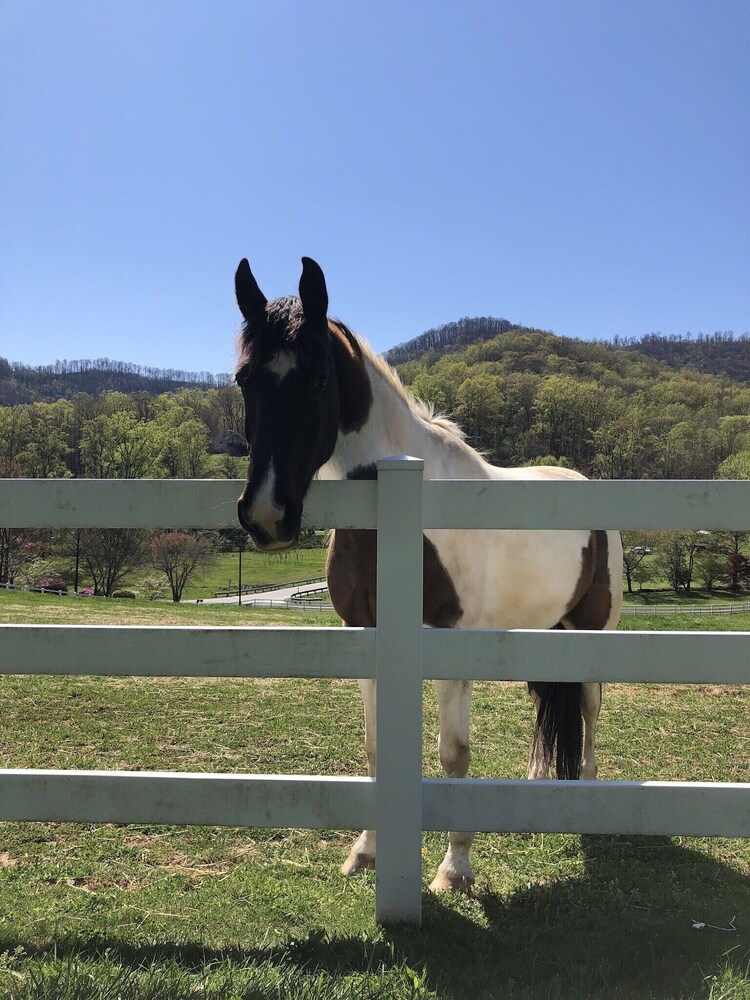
[1,461,749,925]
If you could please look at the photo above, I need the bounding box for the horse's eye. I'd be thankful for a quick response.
[315,374,329,391]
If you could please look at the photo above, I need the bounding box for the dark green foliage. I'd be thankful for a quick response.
[2,325,750,484]
[615,330,750,382]
[386,316,518,364]
[0,357,232,405]
[391,322,750,476]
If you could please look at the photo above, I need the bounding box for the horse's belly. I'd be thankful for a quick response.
[426,528,592,629]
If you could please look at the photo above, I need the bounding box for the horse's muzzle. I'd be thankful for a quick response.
[237,496,301,551]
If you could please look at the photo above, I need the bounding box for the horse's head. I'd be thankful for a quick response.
[234,257,371,550]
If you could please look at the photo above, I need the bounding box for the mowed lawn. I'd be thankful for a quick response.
[0,592,748,999]
[181,547,328,601]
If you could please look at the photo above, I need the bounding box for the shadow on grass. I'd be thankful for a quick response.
[626,589,737,606]
[4,837,749,999]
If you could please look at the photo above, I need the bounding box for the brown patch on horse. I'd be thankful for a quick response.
[329,321,373,433]
[326,465,463,628]
[564,530,612,630]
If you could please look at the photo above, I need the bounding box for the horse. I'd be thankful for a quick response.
[233,256,623,892]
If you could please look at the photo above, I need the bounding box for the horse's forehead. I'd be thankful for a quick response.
[266,350,297,379]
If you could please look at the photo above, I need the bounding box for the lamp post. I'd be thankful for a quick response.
[238,534,248,606]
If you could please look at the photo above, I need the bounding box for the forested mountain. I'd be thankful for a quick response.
[3,321,749,599]
[386,321,750,383]
[2,323,750,484]
[386,317,519,364]
[0,357,232,405]
[390,322,750,481]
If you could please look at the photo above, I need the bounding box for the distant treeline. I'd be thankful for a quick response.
[0,356,233,405]
[609,331,750,383]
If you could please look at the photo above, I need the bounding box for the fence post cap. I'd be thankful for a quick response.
[376,456,424,472]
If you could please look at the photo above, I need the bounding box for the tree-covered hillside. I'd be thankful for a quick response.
[0,385,246,481]
[611,331,750,383]
[0,357,232,406]
[2,324,750,483]
[391,323,750,480]
[386,320,750,383]
[386,317,519,364]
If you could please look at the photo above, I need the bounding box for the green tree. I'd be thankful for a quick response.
[17,402,72,478]
[717,451,750,479]
[80,412,165,478]
[621,531,660,594]
[409,372,449,413]
[532,376,606,470]
[655,535,690,592]
[454,373,504,452]
[694,548,726,591]
[0,406,31,473]
[161,418,211,478]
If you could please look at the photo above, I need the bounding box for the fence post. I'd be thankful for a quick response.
[375,456,424,924]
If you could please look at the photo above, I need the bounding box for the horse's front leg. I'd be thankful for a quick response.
[341,677,377,875]
[429,679,476,893]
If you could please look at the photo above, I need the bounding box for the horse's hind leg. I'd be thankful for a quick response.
[581,682,602,779]
[341,677,377,875]
[429,679,476,893]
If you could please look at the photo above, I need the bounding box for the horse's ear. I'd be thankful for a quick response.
[299,257,328,322]
[235,259,267,323]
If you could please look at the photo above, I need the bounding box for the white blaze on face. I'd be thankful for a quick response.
[266,351,296,380]
[249,458,285,533]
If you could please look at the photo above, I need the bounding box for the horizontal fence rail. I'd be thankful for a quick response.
[0,773,745,839]
[0,625,375,678]
[1,465,749,925]
[1,624,748,684]
[3,477,750,530]
[0,771,375,829]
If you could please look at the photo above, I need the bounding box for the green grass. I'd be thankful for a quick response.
[179,548,328,601]
[0,588,340,627]
[0,593,748,998]
[62,546,328,603]
[623,588,750,608]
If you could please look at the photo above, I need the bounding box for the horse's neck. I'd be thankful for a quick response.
[320,357,492,481]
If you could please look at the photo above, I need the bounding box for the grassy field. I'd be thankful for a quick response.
[0,593,748,998]
[155,547,328,602]
[623,588,750,608]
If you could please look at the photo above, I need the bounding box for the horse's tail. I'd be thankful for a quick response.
[528,682,583,779]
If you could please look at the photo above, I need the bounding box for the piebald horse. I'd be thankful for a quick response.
[234,257,623,892]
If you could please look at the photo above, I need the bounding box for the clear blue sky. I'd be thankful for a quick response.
[1,1,748,374]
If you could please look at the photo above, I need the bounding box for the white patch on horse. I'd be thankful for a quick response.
[266,351,296,380]
[249,459,285,529]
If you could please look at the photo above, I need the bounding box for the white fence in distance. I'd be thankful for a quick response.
[1,466,749,925]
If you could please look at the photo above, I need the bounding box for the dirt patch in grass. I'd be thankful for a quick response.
[603,682,748,701]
